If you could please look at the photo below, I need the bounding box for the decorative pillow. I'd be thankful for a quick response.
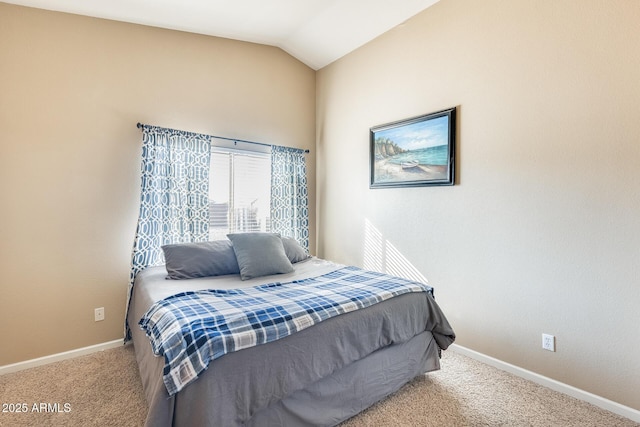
[281,236,311,263]
[227,232,294,280]
[162,240,240,280]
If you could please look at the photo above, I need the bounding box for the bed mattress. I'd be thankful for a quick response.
[128,257,455,426]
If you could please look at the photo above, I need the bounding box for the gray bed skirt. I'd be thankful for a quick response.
[131,301,443,427]
[247,330,440,426]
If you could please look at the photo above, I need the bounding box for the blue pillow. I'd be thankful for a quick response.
[227,233,294,280]
[162,240,240,279]
[281,236,311,263]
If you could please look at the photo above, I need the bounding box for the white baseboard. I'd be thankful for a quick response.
[0,339,124,376]
[449,344,640,423]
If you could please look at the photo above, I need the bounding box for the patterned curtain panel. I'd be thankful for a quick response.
[125,124,211,341]
[270,145,310,250]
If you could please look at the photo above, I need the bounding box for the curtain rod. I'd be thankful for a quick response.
[136,122,310,153]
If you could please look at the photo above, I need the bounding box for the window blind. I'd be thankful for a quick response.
[209,149,271,240]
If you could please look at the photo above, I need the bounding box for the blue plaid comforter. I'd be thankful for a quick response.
[139,266,433,396]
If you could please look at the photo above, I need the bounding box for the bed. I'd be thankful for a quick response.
[127,234,455,426]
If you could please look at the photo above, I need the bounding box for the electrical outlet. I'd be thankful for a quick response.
[94,307,105,322]
[542,333,555,352]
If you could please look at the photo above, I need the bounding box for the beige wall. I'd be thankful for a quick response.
[0,3,316,365]
[317,0,640,411]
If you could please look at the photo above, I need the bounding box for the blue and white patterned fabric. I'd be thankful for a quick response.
[270,145,309,250]
[125,124,211,341]
[139,266,433,396]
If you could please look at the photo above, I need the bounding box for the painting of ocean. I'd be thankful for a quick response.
[387,145,449,166]
[370,107,456,188]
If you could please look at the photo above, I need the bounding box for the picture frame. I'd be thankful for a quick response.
[370,107,456,188]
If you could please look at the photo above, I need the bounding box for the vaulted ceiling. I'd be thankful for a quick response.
[3,0,439,69]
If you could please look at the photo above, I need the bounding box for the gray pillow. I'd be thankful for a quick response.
[281,236,311,263]
[162,240,240,280]
[227,232,294,280]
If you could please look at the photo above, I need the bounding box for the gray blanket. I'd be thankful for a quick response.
[129,259,455,426]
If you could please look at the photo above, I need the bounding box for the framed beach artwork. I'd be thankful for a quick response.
[369,107,456,188]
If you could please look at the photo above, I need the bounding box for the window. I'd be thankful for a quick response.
[208,148,272,240]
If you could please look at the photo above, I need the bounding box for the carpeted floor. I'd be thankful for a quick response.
[0,345,637,427]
